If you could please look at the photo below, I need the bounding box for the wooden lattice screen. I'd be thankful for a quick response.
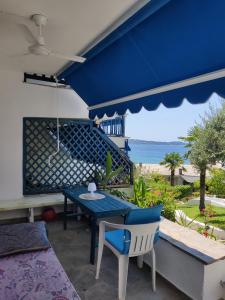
[23,118,133,195]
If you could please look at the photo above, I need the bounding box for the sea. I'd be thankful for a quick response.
[128,140,189,164]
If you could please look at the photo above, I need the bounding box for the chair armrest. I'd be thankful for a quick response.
[99,220,131,231]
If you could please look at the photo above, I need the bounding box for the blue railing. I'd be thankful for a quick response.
[99,116,125,137]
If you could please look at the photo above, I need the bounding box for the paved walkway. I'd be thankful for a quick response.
[189,196,225,208]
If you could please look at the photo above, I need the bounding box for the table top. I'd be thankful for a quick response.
[64,187,132,218]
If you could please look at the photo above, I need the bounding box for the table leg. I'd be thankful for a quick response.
[64,195,67,230]
[28,208,34,223]
[90,217,97,265]
[77,206,82,221]
[123,215,127,224]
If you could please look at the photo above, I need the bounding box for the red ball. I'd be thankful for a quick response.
[42,207,57,221]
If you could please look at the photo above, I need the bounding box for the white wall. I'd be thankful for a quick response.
[0,70,88,200]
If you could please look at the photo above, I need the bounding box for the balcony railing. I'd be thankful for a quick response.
[99,116,125,137]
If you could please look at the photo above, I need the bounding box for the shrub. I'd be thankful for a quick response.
[193,180,200,191]
[128,175,177,222]
[208,168,225,198]
[174,185,192,199]
[146,172,167,184]
[147,191,176,221]
[192,191,200,197]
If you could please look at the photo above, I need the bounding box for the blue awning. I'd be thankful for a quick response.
[59,0,225,119]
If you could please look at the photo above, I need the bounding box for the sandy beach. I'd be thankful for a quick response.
[135,163,210,177]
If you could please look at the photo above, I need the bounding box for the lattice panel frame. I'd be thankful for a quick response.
[23,118,133,195]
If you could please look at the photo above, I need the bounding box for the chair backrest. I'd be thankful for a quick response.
[126,221,160,257]
[124,205,163,254]
[125,205,162,225]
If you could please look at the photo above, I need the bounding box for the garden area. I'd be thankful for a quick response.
[177,203,225,230]
[110,167,225,242]
[103,103,225,242]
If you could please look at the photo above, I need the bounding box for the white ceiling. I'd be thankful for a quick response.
[0,0,149,75]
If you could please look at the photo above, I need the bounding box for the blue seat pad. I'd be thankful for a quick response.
[105,230,128,254]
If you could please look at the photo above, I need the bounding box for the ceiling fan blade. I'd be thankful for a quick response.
[8,52,30,58]
[0,10,28,20]
[18,24,38,44]
[50,52,86,63]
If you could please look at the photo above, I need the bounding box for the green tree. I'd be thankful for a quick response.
[160,152,184,186]
[180,102,225,210]
[208,168,225,198]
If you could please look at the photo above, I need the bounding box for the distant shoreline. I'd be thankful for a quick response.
[129,139,185,145]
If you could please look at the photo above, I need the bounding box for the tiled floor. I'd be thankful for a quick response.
[47,219,191,300]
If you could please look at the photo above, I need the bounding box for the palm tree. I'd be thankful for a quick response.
[180,126,208,211]
[160,152,184,186]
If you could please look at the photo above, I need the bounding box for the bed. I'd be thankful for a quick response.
[0,222,80,300]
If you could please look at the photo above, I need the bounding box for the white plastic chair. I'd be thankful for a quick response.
[95,220,160,300]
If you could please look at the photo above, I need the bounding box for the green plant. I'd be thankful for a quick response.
[109,189,128,200]
[132,176,148,207]
[197,225,216,240]
[174,185,192,199]
[160,152,185,186]
[162,200,176,221]
[206,203,216,217]
[146,172,167,184]
[162,200,177,221]
[208,168,225,198]
[129,174,177,221]
[193,180,200,191]
[176,211,198,227]
[192,191,200,197]
[96,151,123,189]
[145,183,177,221]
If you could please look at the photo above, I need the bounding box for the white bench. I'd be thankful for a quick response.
[0,194,66,222]
[142,218,225,300]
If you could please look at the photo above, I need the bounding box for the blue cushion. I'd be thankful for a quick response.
[125,205,163,225]
[105,205,163,255]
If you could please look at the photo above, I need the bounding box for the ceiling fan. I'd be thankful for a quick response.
[1,12,86,63]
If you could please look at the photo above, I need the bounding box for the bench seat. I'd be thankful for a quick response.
[0,194,69,222]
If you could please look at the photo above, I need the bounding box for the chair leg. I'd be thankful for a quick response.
[137,255,144,269]
[151,248,156,292]
[95,240,104,279]
[118,255,129,300]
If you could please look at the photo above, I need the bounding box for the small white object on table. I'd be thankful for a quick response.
[79,182,105,200]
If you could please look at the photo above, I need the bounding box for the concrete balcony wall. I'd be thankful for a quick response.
[144,218,225,300]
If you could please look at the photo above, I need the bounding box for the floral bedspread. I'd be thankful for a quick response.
[0,248,80,300]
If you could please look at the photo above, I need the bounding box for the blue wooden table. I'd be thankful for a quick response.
[63,186,133,264]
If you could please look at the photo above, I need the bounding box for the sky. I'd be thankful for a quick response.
[125,94,222,142]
